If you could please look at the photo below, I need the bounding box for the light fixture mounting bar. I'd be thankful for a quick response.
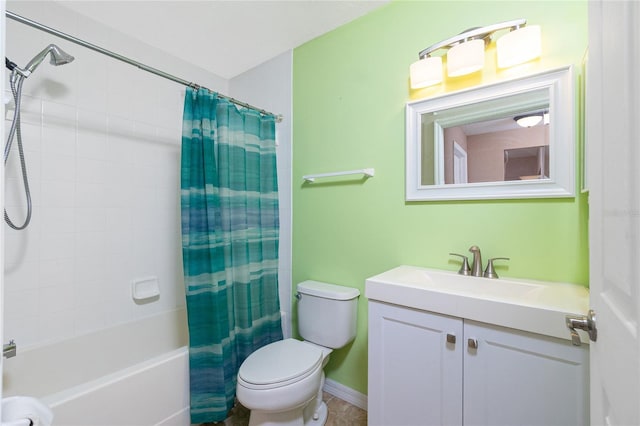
[418,18,527,59]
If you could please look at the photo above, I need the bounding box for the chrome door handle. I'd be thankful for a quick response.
[565,309,597,346]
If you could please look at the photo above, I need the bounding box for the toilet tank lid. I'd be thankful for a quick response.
[297,280,360,300]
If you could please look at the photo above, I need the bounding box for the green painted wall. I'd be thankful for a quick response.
[292,1,588,396]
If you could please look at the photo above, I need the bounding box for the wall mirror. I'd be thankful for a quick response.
[406,66,575,201]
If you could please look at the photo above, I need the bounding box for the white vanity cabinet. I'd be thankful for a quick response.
[368,301,589,426]
[368,300,464,425]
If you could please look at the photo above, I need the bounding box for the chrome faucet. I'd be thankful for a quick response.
[469,245,483,277]
[451,246,510,278]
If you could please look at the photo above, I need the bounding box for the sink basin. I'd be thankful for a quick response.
[380,266,545,299]
[2,396,53,426]
[365,265,590,341]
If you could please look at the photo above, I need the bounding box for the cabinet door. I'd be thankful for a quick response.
[463,320,589,426]
[368,301,463,426]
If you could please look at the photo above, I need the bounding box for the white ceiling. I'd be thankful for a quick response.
[55,0,388,79]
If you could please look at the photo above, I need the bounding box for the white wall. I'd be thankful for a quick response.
[2,0,228,349]
[230,52,293,337]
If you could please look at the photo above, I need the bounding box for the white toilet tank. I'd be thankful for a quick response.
[297,280,359,349]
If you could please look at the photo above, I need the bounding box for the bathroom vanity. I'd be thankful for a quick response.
[366,266,590,426]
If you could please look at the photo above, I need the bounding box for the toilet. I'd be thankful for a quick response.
[236,280,359,426]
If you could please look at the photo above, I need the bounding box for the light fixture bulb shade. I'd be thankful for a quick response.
[447,39,485,77]
[515,114,543,127]
[497,25,542,68]
[410,56,443,89]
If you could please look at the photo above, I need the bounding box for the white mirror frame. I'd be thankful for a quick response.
[406,66,575,201]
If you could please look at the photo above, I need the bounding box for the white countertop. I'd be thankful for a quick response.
[365,265,590,342]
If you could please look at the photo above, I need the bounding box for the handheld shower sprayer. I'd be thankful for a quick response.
[25,44,74,73]
[4,44,74,230]
[8,43,74,78]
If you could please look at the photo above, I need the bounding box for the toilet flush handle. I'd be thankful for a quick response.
[295,293,302,300]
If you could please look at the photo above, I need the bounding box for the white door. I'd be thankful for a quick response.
[452,141,468,184]
[587,1,640,424]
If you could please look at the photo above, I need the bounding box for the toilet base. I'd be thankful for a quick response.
[306,401,328,426]
[248,407,303,426]
[247,400,328,426]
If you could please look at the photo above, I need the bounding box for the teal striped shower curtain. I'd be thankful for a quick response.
[181,88,283,423]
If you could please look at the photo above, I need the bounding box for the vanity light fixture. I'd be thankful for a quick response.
[409,56,443,88]
[410,19,541,89]
[496,25,542,68]
[447,39,485,77]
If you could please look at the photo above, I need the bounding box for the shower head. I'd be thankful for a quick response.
[21,44,74,76]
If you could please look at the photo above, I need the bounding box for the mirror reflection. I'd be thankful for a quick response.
[405,66,574,201]
[420,89,550,186]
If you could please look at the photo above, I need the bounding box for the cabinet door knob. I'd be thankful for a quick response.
[468,338,478,349]
[446,333,456,344]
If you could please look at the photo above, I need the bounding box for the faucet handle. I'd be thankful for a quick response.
[483,257,510,279]
[449,253,471,276]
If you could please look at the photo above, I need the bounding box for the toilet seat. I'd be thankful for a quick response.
[238,339,323,390]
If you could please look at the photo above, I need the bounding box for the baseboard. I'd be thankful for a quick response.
[323,378,367,411]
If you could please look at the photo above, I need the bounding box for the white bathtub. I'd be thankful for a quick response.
[2,308,190,426]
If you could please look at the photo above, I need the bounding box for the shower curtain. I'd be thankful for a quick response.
[181,87,283,423]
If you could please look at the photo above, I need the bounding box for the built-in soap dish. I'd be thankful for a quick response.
[131,276,160,303]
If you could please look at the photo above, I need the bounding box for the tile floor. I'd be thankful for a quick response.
[204,392,367,426]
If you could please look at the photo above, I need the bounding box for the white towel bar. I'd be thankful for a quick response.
[303,168,375,183]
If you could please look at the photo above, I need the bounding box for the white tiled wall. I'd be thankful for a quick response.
[3,1,292,349]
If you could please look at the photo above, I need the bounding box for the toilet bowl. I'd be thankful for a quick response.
[236,280,359,426]
[237,339,329,426]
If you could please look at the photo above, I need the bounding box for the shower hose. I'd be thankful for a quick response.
[4,59,32,230]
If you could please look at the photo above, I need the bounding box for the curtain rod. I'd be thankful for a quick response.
[5,10,283,123]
